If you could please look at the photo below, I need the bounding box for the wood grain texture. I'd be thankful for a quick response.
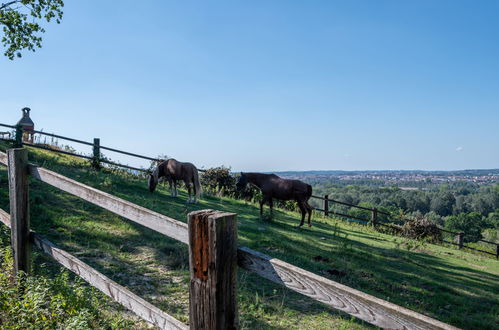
[8,148,30,274]
[31,233,187,330]
[28,164,189,244]
[0,208,11,227]
[189,210,238,330]
[237,246,459,330]
[0,209,186,329]
[0,151,7,166]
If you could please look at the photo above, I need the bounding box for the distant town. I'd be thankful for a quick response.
[277,169,499,187]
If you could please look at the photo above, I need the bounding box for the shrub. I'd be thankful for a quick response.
[201,166,235,196]
[402,216,442,242]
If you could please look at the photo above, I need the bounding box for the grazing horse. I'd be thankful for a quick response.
[148,159,202,203]
[236,172,313,227]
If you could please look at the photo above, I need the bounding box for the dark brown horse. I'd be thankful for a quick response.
[148,158,202,203]
[236,172,313,227]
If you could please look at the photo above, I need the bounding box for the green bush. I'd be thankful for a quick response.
[200,166,235,196]
[0,246,131,329]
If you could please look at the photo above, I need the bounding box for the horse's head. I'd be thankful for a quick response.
[235,172,248,192]
[148,172,158,192]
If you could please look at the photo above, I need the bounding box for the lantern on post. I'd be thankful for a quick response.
[16,107,35,143]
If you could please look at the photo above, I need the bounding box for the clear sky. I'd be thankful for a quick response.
[1,1,498,171]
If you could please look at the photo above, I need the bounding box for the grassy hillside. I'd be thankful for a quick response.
[0,142,498,329]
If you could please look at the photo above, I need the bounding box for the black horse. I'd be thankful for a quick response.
[236,172,313,227]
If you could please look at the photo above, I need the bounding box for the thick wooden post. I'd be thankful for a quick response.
[324,195,329,217]
[7,148,30,275]
[92,138,101,170]
[188,210,238,330]
[457,232,464,249]
[15,125,23,148]
[371,208,378,227]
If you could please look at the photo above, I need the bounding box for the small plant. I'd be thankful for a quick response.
[0,246,132,329]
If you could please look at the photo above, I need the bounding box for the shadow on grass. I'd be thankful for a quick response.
[0,147,497,329]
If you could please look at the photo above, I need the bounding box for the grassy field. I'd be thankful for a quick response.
[0,143,498,329]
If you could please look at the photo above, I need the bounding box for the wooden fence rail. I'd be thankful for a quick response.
[0,149,459,329]
[0,208,187,330]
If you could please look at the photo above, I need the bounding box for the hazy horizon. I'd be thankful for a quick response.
[1,1,498,172]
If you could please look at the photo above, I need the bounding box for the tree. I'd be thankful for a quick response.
[445,212,486,242]
[430,191,455,216]
[0,0,63,59]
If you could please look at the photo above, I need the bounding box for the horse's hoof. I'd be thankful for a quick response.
[308,224,312,228]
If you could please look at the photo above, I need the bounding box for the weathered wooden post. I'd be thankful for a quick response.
[14,125,23,148]
[324,195,329,217]
[457,232,464,249]
[496,244,499,259]
[92,138,101,170]
[188,209,238,330]
[7,148,30,275]
[371,208,378,228]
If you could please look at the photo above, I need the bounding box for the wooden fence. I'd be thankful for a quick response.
[0,148,458,329]
[311,195,499,259]
[1,122,496,257]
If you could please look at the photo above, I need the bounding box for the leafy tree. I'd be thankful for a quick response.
[0,0,64,59]
[445,212,486,242]
[486,209,499,229]
[430,191,455,216]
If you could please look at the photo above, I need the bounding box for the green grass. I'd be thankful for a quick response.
[0,142,498,329]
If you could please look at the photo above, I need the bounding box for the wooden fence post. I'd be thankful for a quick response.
[371,208,378,227]
[15,125,23,148]
[188,210,238,330]
[7,148,30,275]
[457,232,464,249]
[92,138,101,170]
[324,195,329,217]
[496,244,499,259]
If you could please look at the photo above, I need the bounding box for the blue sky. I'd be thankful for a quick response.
[1,1,498,171]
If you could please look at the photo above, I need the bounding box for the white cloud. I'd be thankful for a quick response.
[456,146,464,152]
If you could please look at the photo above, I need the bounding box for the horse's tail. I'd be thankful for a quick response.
[306,184,312,200]
[193,167,202,198]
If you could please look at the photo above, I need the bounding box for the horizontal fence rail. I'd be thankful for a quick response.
[310,194,499,258]
[0,208,187,330]
[0,150,459,329]
[27,161,189,244]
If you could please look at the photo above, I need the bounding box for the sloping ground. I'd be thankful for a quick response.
[0,143,498,329]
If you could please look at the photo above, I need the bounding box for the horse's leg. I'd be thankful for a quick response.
[269,198,274,218]
[168,178,174,197]
[305,200,313,227]
[192,178,197,203]
[186,180,192,203]
[174,180,178,197]
[297,201,306,227]
[260,194,269,217]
